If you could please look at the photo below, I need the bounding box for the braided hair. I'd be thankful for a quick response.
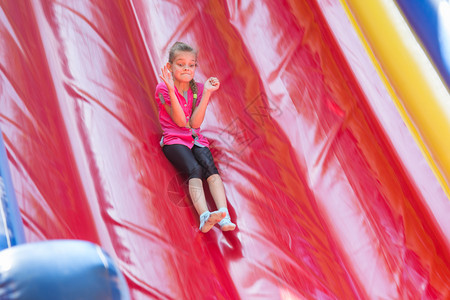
[168,42,198,106]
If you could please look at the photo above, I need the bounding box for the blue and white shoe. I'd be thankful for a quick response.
[199,211,225,233]
[217,208,236,231]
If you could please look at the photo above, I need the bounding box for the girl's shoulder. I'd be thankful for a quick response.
[155,82,168,93]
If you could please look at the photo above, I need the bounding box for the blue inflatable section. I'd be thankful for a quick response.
[0,128,25,250]
[0,130,130,299]
[0,240,131,300]
[396,0,450,87]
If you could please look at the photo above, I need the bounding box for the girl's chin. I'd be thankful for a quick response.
[175,78,193,83]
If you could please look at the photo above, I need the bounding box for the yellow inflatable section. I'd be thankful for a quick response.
[341,0,450,198]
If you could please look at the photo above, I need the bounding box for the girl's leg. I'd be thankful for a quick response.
[163,144,224,232]
[191,146,227,209]
[207,174,236,231]
[206,174,227,209]
[188,178,208,215]
[163,144,206,214]
[189,178,224,232]
[193,146,236,231]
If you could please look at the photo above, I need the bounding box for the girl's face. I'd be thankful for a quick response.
[169,51,197,83]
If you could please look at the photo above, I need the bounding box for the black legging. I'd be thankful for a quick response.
[162,144,219,180]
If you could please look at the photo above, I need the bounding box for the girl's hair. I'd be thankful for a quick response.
[168,42,198,98]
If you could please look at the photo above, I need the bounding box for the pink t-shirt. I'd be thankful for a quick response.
[155,82,210,149]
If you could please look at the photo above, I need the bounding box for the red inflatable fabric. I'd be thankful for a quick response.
[0,0,449,299]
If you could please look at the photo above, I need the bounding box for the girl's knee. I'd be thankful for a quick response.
[206,173,220,182]
[206,174,222,187]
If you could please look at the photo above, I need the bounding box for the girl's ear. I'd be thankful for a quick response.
[166,62,172,72]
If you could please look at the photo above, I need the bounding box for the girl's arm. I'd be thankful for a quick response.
[190,77,220,128]
[160,66,187,127]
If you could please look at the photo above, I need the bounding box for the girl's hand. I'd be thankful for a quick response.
[204,77,220,92]
[159,65,175,92]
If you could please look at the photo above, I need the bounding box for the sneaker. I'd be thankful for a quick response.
[199,211,225,233]
[217,208,236,231]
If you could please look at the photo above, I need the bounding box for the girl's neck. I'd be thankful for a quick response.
[175,81,190,93]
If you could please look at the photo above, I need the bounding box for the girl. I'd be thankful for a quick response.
[155,42,236,233]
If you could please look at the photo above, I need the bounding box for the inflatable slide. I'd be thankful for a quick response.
[1,0,449,299]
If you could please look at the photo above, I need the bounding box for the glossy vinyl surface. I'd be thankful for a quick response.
[0,0,449,299]
[396,0,450,87]
[0,127,25,250]
[0,240,130,299]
